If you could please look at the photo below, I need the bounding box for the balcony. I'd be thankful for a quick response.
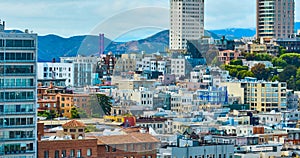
[0,99,35,102]
[0,111,35,115]
[1,150,35,156]
[0,124,35,128]
[0,73,35,77]
[1,60,36,63]
[1,85,36,89]
[0,47,36,50]
[0,136,35,142]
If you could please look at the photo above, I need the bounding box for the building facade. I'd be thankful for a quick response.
[0,21,37,158]
[169,0,205,50]
[246,81,287,112]
[60,56,99,87]
[256,0,295,42]
[37,62,74,86]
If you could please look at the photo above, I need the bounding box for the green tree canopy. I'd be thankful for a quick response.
[251,63,269,80]
[237,70,254,79]
[279,53,300,67]
[272,57,287,69]
[230,59,243,66]
[279,65,297,82]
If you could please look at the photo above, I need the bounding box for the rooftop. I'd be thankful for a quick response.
[62,120,86,128]
[97,132,160,145]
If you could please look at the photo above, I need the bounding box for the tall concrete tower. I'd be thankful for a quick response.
[169,0,205,51]
[256,0,295,42]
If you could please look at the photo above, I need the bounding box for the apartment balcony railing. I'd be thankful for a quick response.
[1,60,36,63]
[0,47,36,50]
[0,73,36,76]
[0,135,35,142]
[0,111,35,115]
[0,124,35,128]
[0,150,35,156]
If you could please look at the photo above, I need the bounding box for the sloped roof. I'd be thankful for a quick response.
[62,120,85,128]
[97,133,160,145]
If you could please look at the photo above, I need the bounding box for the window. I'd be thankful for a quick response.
[77,149,81,158]
[54,150,59,158]
[62,150,66,157]
[105,145,110,152]
[112,145,116,152]
[44,151,49,158]
[87,148,92,157]
[70,149,75,157]
[70,129,76,132]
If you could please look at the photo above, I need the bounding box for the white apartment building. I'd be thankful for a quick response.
[171,57,186,79]
[170,0,205,50]
[157,60,166,74]
[115,87,154,109]
[37,62,74,86]
[60,56,99,87]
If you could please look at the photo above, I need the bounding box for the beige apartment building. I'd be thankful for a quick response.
[221,79,287,112]
[246,81,287,112]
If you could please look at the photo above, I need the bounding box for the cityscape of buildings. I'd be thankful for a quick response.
[1,0,300,158]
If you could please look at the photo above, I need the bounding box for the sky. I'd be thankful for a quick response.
[1,0,300,41]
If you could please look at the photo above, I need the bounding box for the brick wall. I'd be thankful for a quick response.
[38,139,98,158]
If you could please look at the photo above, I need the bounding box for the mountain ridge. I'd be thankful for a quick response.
[6,22,300,62]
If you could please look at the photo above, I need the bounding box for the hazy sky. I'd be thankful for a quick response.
[1,0,299,41]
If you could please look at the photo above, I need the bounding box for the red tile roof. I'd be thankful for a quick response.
[62,120,85,128]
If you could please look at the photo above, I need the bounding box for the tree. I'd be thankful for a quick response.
[237,70,254,79]
[89,94,113,117]
[71,107,80,119]
[38,110,58,120]
[255,53,273,61]
[245,53,273,61]
[70,106,88,119]
[271,75,279,82]
[278,46,287,56]
[278,65,297,82]
[251,63,269,80]
[279,53,300,67]
[272,57,287,69]
[230,59,243,66]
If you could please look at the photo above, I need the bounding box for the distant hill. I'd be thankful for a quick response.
[38,35,112,62]
[37,30,223,61]
[26,22,300,61]
[210,28,256,39]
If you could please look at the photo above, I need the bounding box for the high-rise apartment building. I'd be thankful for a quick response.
[0,21,37,157]
[256,0,295,42]
[170,0,205,51]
